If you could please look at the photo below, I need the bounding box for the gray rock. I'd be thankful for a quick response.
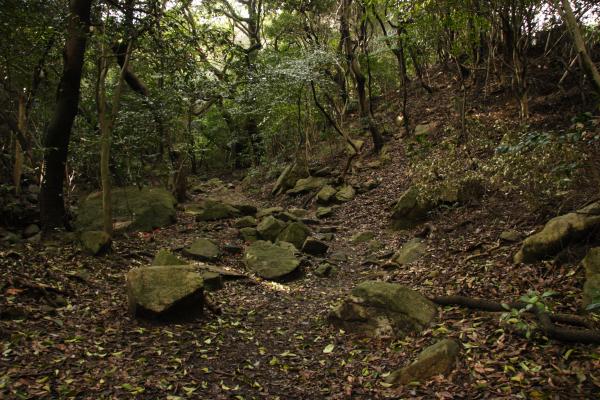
[329,281,437,338]
[244,240,300,280]
[184,238,221,261]
[257,216,287,242]
[386,339,460,385]
[126,265,204,319]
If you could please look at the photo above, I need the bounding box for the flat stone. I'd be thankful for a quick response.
[277,222,311,249]
[392,238,426,265]
[351,231,375,243]
[239,227,258,242]
[317,185,338,204]
[315,263,336,277]
[257,207,284,219]
[257,216,286,242]
[235,215,257,228]
[316,207,333,219]
[23,224,40,238]
[500,230,522,243]
[286,176,328,195]
[184,238,221,262]
[244,240,300,280]
[386,339,460,385]
[152,249,188,266]
[193,200,241,221]
[302,237,329,256]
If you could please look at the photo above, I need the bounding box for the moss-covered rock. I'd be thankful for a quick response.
[126,265,204,319]
[316,207,333,219]
[75,187,176,232]
[277,222,311,249]
[244,240,300,280]
[239,227,259,242]
[193,200,241,221]
[184,238,221,261]
[335,185,355,203]
[80,231,111,255]
[385,339,460,385]
[256,207,284,218]
[152,249,188,266]
[302,237,329,256]
[515,202,600,263]
[392,238,426,265]
[351,231,375,243]
[329,281,437,338]
[257,216,286,242]
[286,176,328,196]
[583,247,600,311]
[390,187,434,230]
[346,139,364,156]
[315,263,336,277]
[235,216,257,228]
[317,185,338,204]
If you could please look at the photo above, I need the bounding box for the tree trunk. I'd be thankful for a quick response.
[558,0,600,96]
[39,0,92,230]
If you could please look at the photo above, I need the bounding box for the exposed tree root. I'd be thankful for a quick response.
[431,295,600,344]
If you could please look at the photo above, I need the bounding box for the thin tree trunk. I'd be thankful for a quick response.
[13,95,26,195]
[557,0,600,95]
[39,0,93,230]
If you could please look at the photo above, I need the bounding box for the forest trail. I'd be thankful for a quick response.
[3,133,599,399]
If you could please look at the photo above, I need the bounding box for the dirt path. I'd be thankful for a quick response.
[2,144,600,398]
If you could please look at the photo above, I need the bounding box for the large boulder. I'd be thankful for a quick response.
[192,200,241,221]
[244,240,300,280]
[385,339,460,385]
[126,266,204,319]
[75,187,176,232]
[80,230,111,255]
[329,281,437,338]
[392,238,426,265]
[184,238,221,262]
[277,222,311,249]
[390,187,434,230]
[257,216,286,242]
[514,202,600,263]
[286,176,328,196]
[583,248,600,310]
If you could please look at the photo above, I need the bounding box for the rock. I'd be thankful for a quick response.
[75,187,177,232]
[80,231,111,255]
[235,216,257,228]
[201,271,224,291]
[152,249,188,266]
[346,139,364,156]
[583,248,600,310]
[329,281,437,338]
[286,176,328,195]
[244,240,301,280]
[257,207,284,218]
[330,251,349,262]
[196,264,247,281]
[277,222,311,249]
[126,266,204,319]
[257,216,287,242]
[313,166,332,177]
[315,263,335,277]
[288,208,309,218]
[223,243,243,254]
[335,185,355,203]
[362,179,379,192]
[300,218,320,226]
[302,237,329,256]
[317,185,338,204]
[271,163,308,196]
[22,224,40,239]
[319,226,338,233]
[231,203,257,216]
[414,121,439,138]
[320,233,335,241]
[367,239,384,252]
[193,200,241,221]
[316,207,333,219]
[515,202,600,263]
[351,231,375,243]
[392,238,426,265]
[386,339,460,385]
[390,187,434,230]
[239,227,258,242]
[500,230,522,243]
[276,211,299,222]
[184,238,221,262]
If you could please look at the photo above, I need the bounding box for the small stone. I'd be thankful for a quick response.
[288,208,309,218]
[256,207,284,218]
[315,263,335,277]
[184,238,221,261]
[276,212,300,222]
[367,239,384,252]
[335,185,355,203]
[286,176,328,196]
[351,231,375,243]
[319,226,338,233]
[152,249,188,266]
[235,216,257,228]
[302,237,329,256]
[500,230,522,243]
[320,233,335,241]
[330,251,349,262]
[316,207,333,219]
[317,185,338,204]
[239,227,258,242]
[392,238,426,266]
[223,243,243,254]
[80,231,111,255]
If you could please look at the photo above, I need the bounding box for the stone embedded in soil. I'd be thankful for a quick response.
[152,249,188,266]
[235,215,257,228]
[514,201,600,263]
[257,216,287,242]
[288,208,309,218]
[80,230,111,255]
[193,199,241,221]
[239,227,258,242]
[256,207,284,218]
[351,231,375,243]
[329,280,437,338]
[391,238,426,265]
[244,240,300,280]
[390,186,433,230]
[317,185,338,204]
[286,176,328,195]
[183,238,221,261]
[316,207,333,219]
[385,339,460,385]
[335,184,355,203]
[583,247,600,310]
[277,222,311,249]
[315,263,336,277]
[230,203,257,216]
[126,265,204,319]
[500,230,522,243]
[302,237,329,256]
